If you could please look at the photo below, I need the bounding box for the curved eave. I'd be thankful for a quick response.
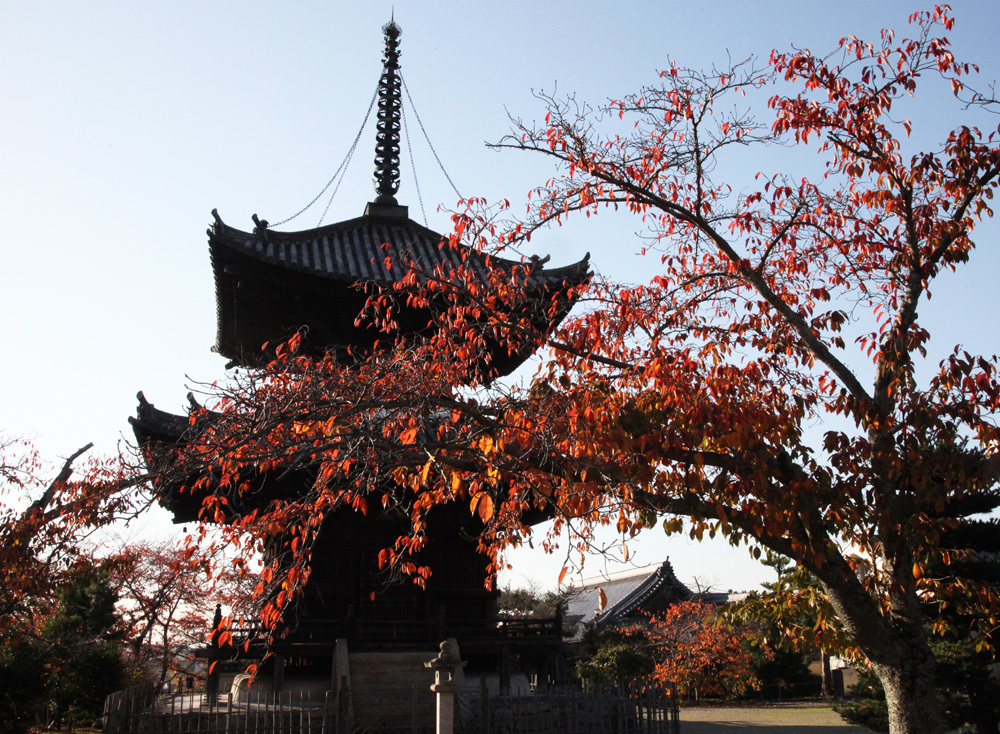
[128,392,189,445]
[128,395,204,523]
[595,561,693,629]
[129,397,317,524]
[209,210,591,372]
[129,393,552,528]
[210,210,590,288]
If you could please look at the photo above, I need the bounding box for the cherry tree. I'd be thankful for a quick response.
[467,8,999,731]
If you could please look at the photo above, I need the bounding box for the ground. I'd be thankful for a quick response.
[679,702,872,732]
[34,704,873,733]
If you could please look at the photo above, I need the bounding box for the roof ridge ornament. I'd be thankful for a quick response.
[373,19,403,205]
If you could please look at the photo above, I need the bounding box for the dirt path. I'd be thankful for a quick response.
[678,702,873,732]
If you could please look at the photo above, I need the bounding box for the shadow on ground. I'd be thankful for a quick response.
[678,703,872,732]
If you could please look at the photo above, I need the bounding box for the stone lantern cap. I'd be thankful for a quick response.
[425,640,466,671]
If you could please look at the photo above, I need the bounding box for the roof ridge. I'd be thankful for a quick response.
[569,560,668,589]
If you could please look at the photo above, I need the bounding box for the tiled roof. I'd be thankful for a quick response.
[208,207,591,368]
[209,208,590,289]
[565,560,693,638]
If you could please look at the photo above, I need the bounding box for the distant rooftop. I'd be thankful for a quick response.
[564,560,692,639]
[563,560,743,641]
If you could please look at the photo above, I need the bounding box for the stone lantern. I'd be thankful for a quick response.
[425,639,467,734]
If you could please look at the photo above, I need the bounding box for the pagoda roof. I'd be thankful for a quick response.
[207,20,590,371]
[130,391,555,526]
[210,207,590,372]
[210,207,589,290]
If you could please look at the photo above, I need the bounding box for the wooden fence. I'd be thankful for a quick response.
[104,683,678,734]
[103,686,340,734]
[466,686,679,734]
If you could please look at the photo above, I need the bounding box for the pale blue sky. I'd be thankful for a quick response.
[3,0,998,592]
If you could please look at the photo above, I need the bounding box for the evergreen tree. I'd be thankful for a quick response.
[728,554,838,699]
[839,442,1000,733]
[0,637,46,734]
[0,572,129,731]
[919,444,1000,733]
[40,571,129,727]
[575,625,656,689]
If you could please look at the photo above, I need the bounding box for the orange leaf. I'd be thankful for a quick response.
[479,436,495,455]
[476,494,494,522]
[598,587,608,612]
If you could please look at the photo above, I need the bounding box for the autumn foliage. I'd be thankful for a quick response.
[638,601,759,699]
[0,440,141,637]
[0,439,249,727]
[112,540,252,687]
[134,7,1000,734]
[0,441,146,728]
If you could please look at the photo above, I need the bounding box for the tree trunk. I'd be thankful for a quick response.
[871,633,943,734]
[820,651,832,698]
[821,568,945,734]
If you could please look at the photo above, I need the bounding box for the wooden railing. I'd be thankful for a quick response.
[496,616,562,639]
[217,614,563,649]
[105,681,677,734]
[104,688,340,734]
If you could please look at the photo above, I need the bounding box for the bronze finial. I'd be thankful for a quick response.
[373,19,402,204]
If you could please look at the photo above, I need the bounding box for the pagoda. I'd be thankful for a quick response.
[130,20,589,696]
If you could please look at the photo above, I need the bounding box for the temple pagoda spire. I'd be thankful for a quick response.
[373,19,402,205]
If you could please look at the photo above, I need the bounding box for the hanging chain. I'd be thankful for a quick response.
[318,135,359,227]
[400,75,463,201]
[401,104,427,226]
[270,85,379,229]
[266,72,462,229]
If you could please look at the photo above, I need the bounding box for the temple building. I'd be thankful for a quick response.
[130,19,589,698]
[564,561,701,642]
